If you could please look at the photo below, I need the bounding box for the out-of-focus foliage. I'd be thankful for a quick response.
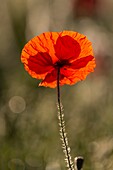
[0,0,113,169]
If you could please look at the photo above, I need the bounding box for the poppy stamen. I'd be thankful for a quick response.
[55,60,69,68]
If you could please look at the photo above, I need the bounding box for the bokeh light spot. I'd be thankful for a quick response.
[9,96,26,113]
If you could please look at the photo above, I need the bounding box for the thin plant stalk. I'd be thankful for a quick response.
[57,67,74,170]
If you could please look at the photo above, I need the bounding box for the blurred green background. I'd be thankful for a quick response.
[0,0,113,169]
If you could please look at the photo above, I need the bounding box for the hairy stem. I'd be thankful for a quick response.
[57,67,74,170]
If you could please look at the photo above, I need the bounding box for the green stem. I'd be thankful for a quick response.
[57,67,74,170]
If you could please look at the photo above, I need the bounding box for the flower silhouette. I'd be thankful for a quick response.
[21,31,96,88]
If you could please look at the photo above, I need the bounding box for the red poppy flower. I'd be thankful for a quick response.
[21,31,96,88]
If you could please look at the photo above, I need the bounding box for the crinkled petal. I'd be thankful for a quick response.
[39,69,64,88]
[60,57,96,86]
[22,52,54,79]
[71,55,94,69]
[60,55,95,77]
[39,56,95,88]
[21,32,60,64]
[21,32,60,80]
[54,35,81,60]
[21,32,59,80]
[59,31,93,62]
[75,35,93,60]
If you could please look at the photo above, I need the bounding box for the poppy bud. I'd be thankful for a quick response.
[74,156,84,170]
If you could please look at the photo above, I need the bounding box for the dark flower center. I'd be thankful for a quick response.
[54,60,69,68]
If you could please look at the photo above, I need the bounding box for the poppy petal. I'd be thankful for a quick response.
[71,55,94,69]
[61,57,96,85]
[60,56,96,86]
[60,55,94,76]
[39,69,64,88]
[22,52,54,79]
[21,32,60,63]
[21,32,60,80]
[76,36,93,60]
[62,31,93,59]
[60,67,76,77]
[54,35,81,60]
